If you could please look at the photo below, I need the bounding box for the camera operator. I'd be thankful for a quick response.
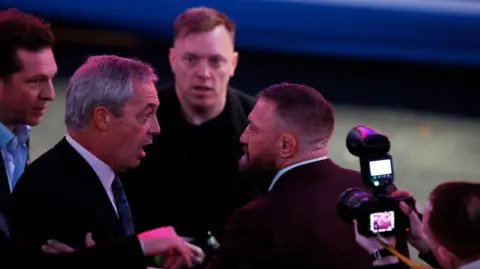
[354,182,480,269]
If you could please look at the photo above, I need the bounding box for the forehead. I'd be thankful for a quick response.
[174,26,234,56]
[131,81,159,106]
[249,99,276,125]
[16,48,57,77]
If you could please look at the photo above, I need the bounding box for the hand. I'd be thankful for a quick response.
[390,190,430,254]
[138,226,195,268]
[353,220,399,266]
[41,232,95,254]
[162,242,205,269]
[353,220,396,254]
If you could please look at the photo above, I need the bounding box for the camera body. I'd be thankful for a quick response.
[337,125,414,237]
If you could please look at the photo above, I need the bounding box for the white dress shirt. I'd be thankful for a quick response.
[268,156,329,191]
[66,135,118,214]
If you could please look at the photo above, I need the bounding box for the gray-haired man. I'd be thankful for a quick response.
[7,55,198,268]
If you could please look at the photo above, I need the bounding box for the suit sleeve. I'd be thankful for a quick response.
[8,170,85,250]
[206,205,273,269]
[1,233,145,269]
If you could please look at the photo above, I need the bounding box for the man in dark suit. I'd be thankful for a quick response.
[121,6,271,256]
[206,83,410,269]
[0,8,57,213]
[8,55,171,259]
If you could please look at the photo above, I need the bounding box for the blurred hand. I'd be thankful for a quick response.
[390,190,430,254]
[353,220,399,266]
[138,226,196,268]
[41,232,95,254]
[353,220,396,254]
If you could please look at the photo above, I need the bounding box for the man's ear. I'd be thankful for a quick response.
[437,245,456,268]
[92,106,111,131]
[230,51,239,77]
[278,133,296,159]
[169,47,176,73]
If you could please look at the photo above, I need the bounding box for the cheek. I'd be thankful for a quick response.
[7,83,31,101]
[215,69,230,83]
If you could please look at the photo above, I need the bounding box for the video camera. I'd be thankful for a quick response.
[336,125,415,237]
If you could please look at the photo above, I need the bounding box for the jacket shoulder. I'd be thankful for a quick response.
[229,87,256,113]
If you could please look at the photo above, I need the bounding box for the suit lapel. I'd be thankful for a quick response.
[0,153,10,213]
[58,138,125,237]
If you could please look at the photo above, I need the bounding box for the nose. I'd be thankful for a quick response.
[40,80,55,101]
[239,130,248,144]
[149,115,161,136]
[195,60,212,79]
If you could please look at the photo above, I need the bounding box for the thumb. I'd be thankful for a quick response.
[399,202,421,223]
[399,201,412,215]
[85,232,95,248]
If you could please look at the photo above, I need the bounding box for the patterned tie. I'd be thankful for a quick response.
[111,175,135,236]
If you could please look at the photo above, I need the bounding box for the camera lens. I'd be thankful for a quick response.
[337,188,375,223]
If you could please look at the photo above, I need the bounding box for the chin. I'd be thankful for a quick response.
[27,117,43,127]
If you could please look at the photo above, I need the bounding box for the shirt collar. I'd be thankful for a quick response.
[65,134,115,190]
[268,156,329,191]
[0,123,30,149]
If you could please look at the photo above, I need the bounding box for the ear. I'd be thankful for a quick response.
[92,106,111,131]
[278,133,296,159]
[436,245,456,268]
[231,51,239,77]
[168,47,176,73]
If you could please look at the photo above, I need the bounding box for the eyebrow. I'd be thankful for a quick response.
[143,103,158,110]
[28,72,56,79]
[184,52,225,59]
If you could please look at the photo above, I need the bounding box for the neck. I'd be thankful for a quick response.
[0,113,15,132]
[68,129,112,167]
[176,86,227,125]
[277,145,328,170]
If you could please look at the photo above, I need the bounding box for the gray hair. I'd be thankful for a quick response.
[64,55,158,129]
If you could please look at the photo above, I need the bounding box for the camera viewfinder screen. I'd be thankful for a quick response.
[370,211,395,233]
[369,159,392,176]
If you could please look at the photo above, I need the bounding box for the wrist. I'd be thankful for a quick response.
[373,256,399,266]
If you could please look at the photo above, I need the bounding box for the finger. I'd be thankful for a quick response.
[47,239,75,252]
[170,256,185,269]
[177,240,193,267]
[399,202,420,220]
[353,220,359,234]
[390,190,413,198]
[399,201,411,214]
[187,242,205,263]
[85,232,95,248]
[163,255,175,269]
[41,244,60,254]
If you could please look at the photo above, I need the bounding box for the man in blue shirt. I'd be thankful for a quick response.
[0,8,57,212]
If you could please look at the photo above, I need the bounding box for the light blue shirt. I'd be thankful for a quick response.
[0,123,30,192]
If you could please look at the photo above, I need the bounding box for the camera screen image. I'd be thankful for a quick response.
[370,211,395,233]
[368,159,392,176]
